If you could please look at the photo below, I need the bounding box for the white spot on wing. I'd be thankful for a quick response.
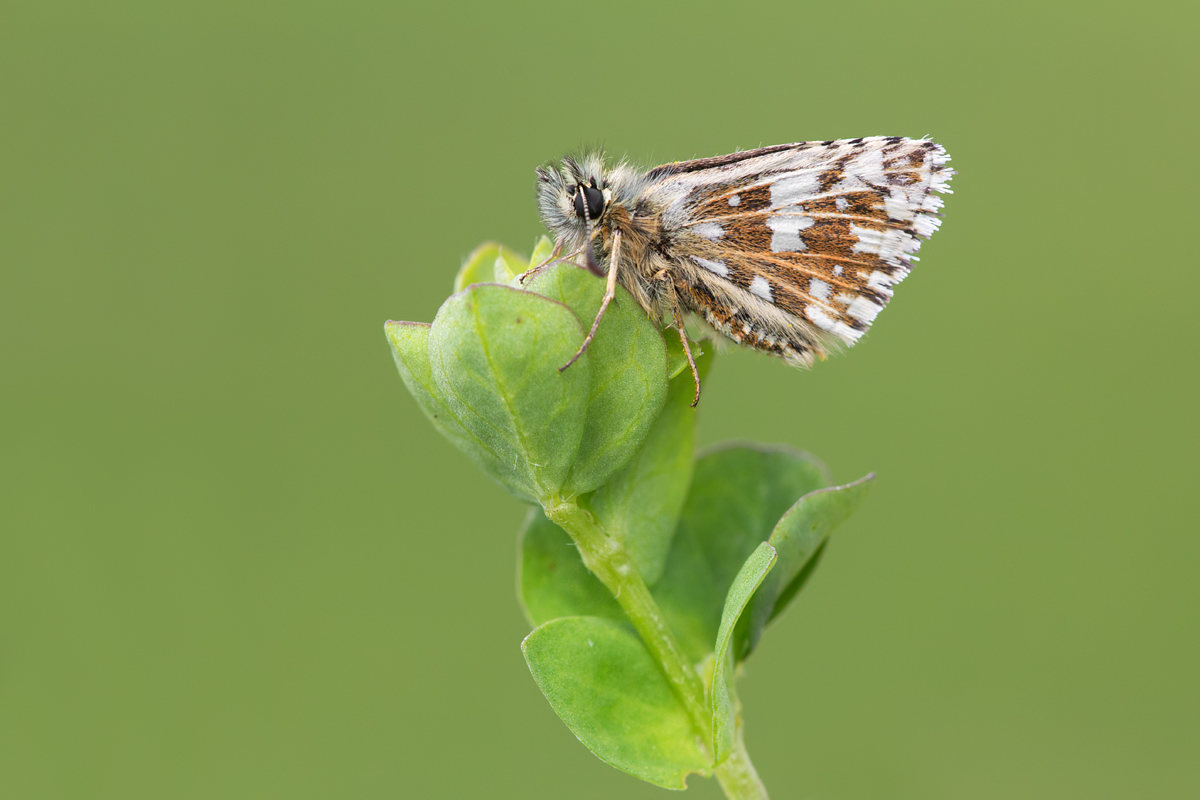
[693,221,724,240]
[770,171,821,207]
[805,306,834,330]
[692,256,729,277]
[809,279,830,301]
[749,275,772,301]
[766,215,813,252]
[836,147,884,191]
[728,194,740,206]
[884,189,915,221]
[833,265,843,276]
[835,197,849,211]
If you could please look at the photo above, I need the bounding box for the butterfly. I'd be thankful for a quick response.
[530,137,954,404]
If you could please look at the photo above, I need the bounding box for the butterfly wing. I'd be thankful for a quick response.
[642,137,953,365]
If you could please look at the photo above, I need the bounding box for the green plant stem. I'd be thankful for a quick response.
[543,496,768,800]
[715,725,768,800]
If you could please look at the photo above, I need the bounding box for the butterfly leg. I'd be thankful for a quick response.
[525,239,562,275]
[660,280,701,406]
[559,228,621,372]
[674,322,701,407]
[519,240,575,284]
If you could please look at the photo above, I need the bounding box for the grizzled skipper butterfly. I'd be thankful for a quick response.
[529,137,954,404]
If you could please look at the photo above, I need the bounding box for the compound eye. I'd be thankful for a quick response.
[572,183,605,220]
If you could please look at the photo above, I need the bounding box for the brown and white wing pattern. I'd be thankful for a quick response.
[643,137,954,366]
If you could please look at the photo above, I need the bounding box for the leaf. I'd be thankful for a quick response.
[517,507,622,627]
[522,264,669,494]
[384,321,534,502]
[493,244,527,283]
[652,444,831,662]
[738,474,875,658]
[589,348,713,584]
[712,543,776,764]
[522,616,710,789]
[453,242,502,293]
[427,283,590,500]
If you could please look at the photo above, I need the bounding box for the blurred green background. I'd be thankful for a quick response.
[2,1,1196,798]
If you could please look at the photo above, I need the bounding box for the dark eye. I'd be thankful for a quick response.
[572,184,605,220]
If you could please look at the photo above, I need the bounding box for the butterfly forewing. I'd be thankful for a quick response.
[643,137,953,364]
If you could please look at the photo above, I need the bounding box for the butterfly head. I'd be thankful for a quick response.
[535,152,616,245]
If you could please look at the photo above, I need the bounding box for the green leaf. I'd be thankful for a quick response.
[493,244,527,283]
[738,474,875,658]
[517,507,622,627]
[522,264,669,494]
[384,320,534,502]
[589,348,713,584]
[453,242,502,293]
[427,283,590,500]
[712,542,776,764]
[652,444,831,662]
[522,616,710,789]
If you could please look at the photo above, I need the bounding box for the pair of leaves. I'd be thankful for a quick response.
[519,445,873,787]
[386,239,669,501]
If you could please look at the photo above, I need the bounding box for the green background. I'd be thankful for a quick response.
[3,1,1196,797]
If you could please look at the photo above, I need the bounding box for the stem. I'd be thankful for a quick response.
[543,496,768,800]
[715,726,768,800]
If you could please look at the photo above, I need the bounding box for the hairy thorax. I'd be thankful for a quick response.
[596,200,680,322]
